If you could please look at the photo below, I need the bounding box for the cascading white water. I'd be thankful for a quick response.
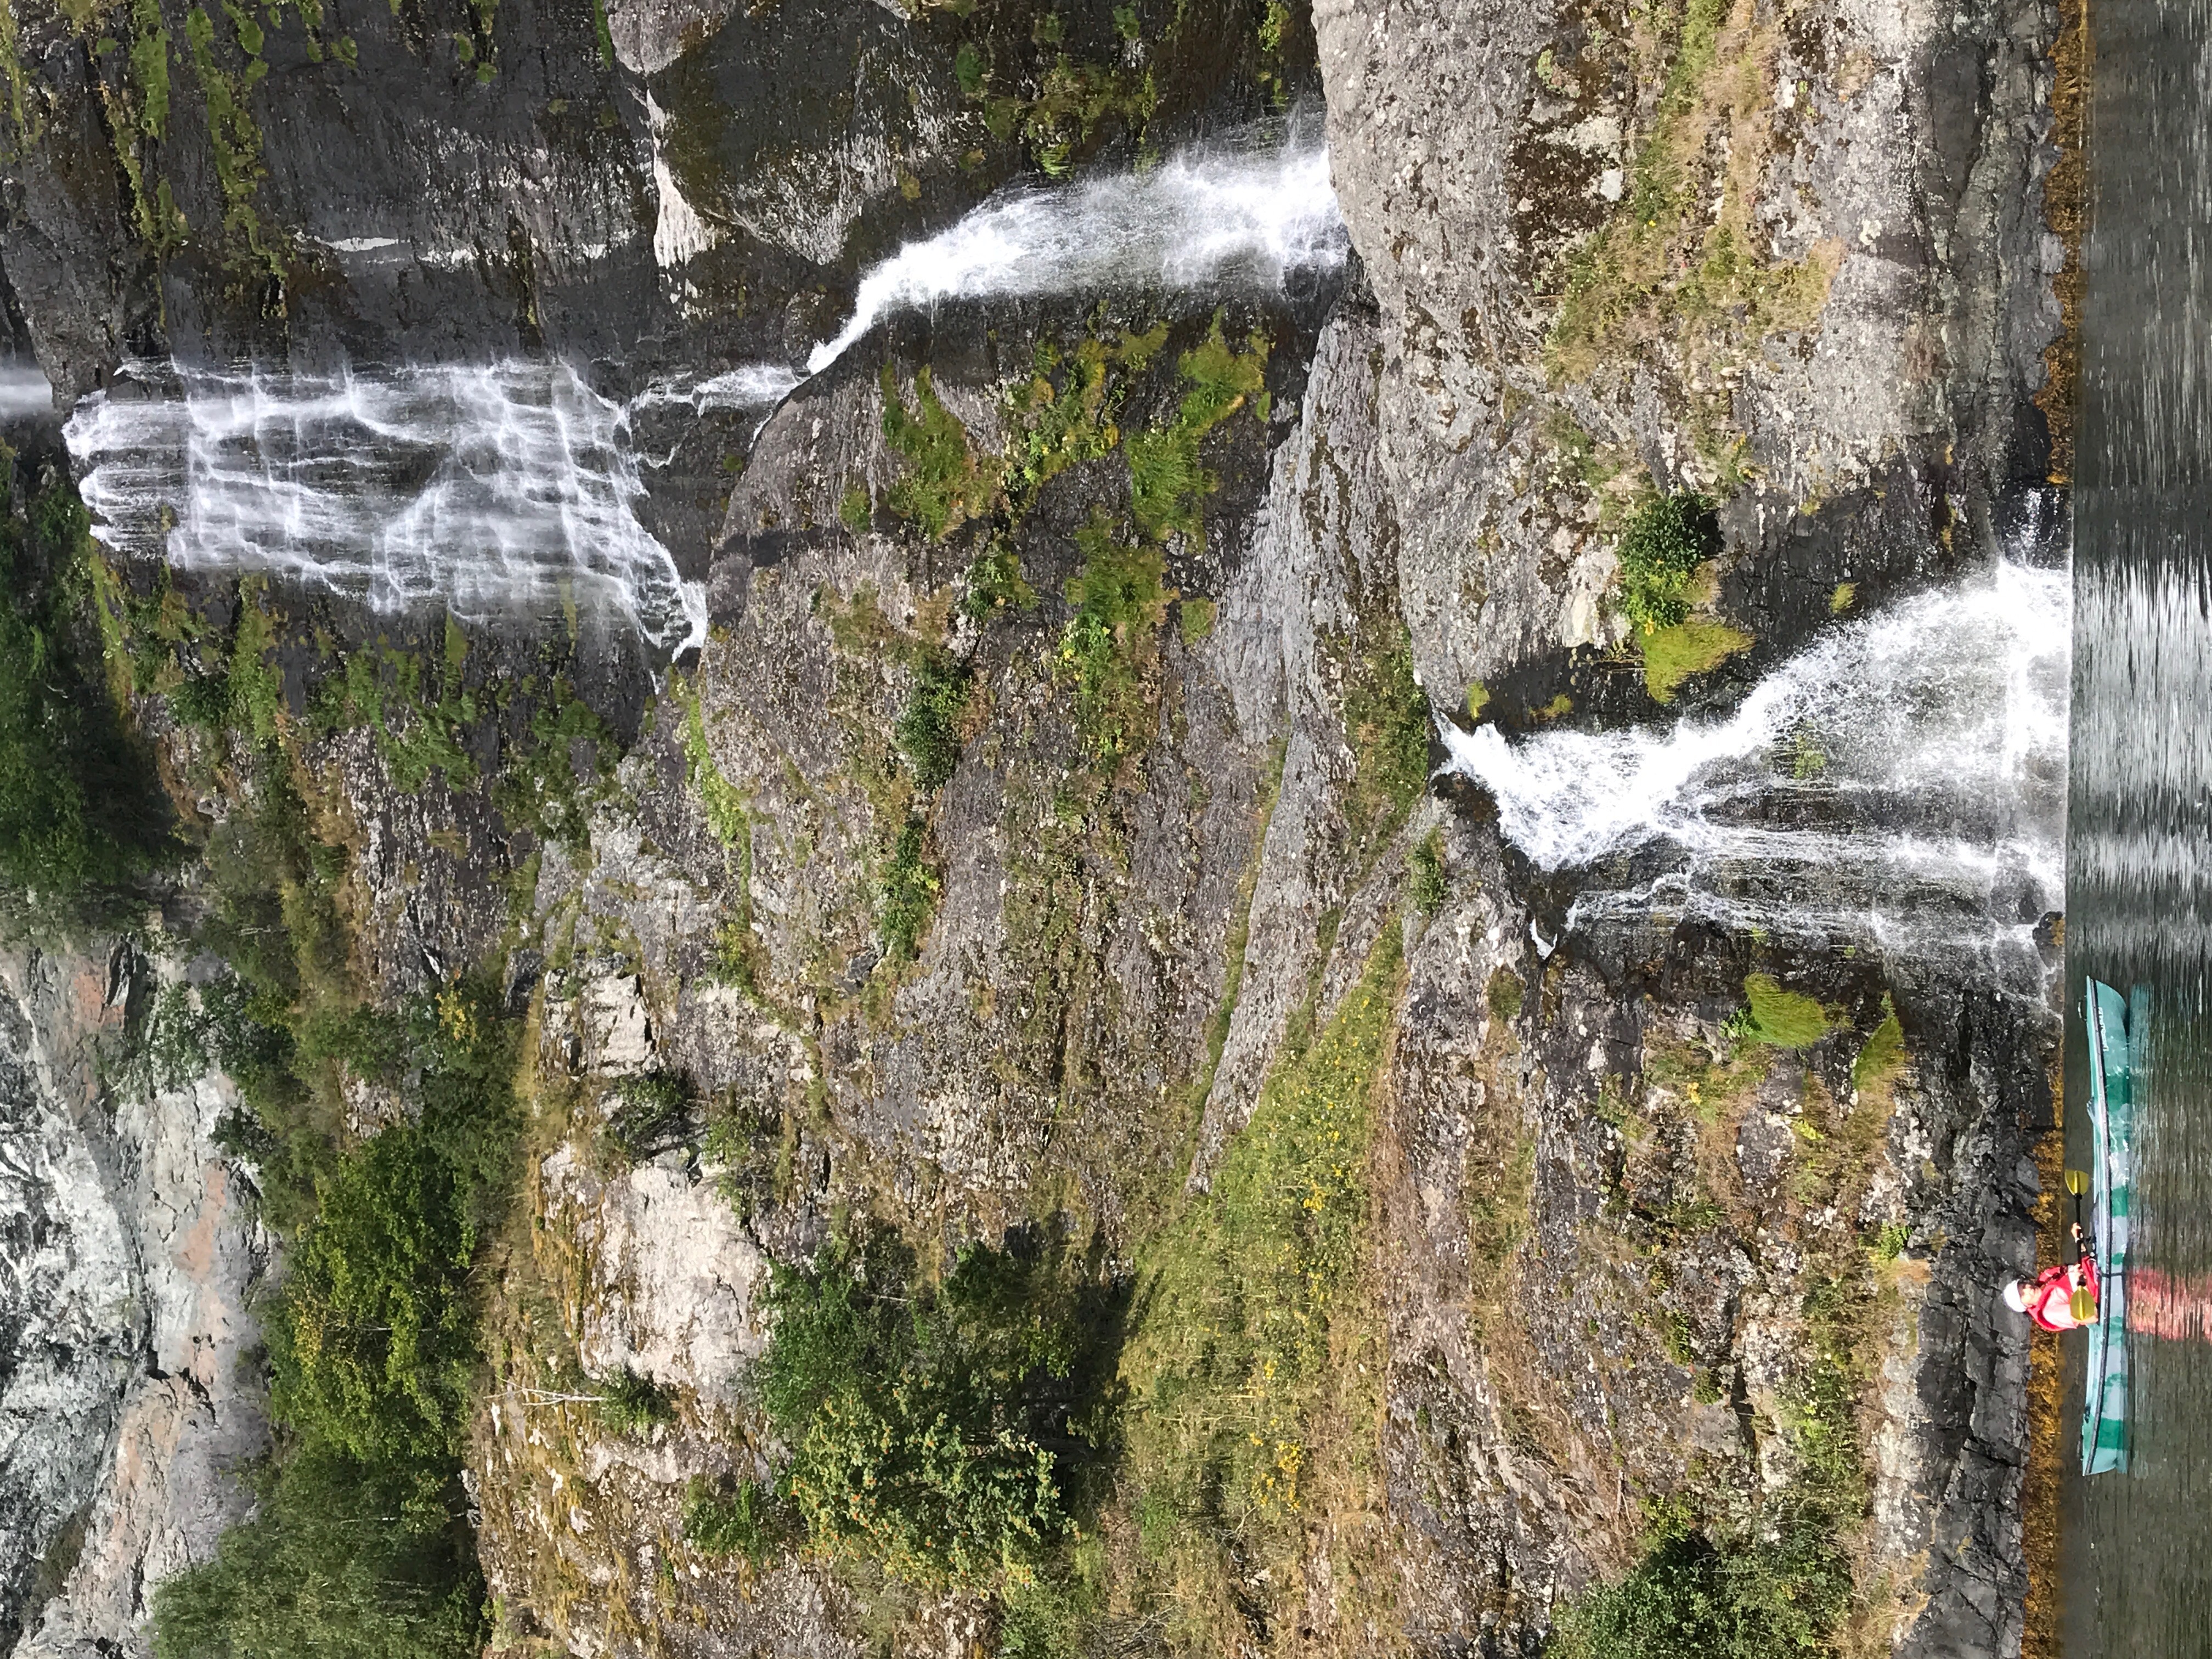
[804,124,1348,375]
[61,127,1343,644]
[64,360,701,646]
[1439,562,2070,952]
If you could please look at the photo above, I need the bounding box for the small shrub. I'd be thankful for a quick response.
[171,670,235,731]
[838,482,872,533]
[1127,317,1267,541]
[895,650,972,789]
[1850,998,1906,1098]
[1176,596,1216,645]
[596,1367,676,1435]
[1408,830,1447,918]
[1616,492,1721,633]
[1691,1368,1724,1405]
[879,815,940,961]
[605,1070,692,1161]
[682,1476,790,1564]
[963,543,1036,620]
[1056,513,1170,772]
[1344,637,1432,841]
[881,365,988,541]
[754,1229,1124,1590]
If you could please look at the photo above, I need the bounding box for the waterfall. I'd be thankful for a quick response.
[804,123,1348,375]
[64,360,699,646]
[1439,563,2070,953]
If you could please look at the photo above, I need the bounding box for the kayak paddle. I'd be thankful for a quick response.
[2066,1167,2098,1322]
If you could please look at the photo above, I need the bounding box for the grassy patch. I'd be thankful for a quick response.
[1542,0,1844,465]
[1342,633,1432,855]
[1408,828,1447,918]
[881,365,990,541]
[182,2,284,279]
[1126,317,1267,542]
[678,674,749,847]
[894,648,973,790]
[1850,998,1906,1103]
[1739,973,1833,1050]
[1054,511,1170,774]
[1176,596,1216,645]
[1641,618,1753,703]
[879,814,940,962]
[1118,924,1404,1611]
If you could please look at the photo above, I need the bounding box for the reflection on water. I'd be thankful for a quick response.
[2064,0,2212,1647]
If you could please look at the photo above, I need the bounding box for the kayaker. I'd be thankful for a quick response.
[2003,1223,2100,1332]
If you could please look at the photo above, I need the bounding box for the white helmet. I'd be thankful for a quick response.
[2002,1279,2033,1313]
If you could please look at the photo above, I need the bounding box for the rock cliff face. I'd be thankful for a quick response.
[0,0,2070,1646]
[0,944,268,1658]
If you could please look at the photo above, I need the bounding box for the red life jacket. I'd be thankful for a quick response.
[2028,1254,2100,1333]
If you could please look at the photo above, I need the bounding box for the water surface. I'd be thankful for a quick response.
[2063,0,2212,1647]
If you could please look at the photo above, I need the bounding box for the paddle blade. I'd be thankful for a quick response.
[2072,1286,2099,1324]
[2066,1168,2090,1196]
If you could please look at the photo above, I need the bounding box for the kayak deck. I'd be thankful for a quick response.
[2083,977,2134,1476]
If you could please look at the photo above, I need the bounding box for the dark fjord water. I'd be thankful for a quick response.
[2064,0,2212,1648]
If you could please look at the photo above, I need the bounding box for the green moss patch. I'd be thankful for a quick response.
[1641,617,1752,703]
[1739,973,1833,1049]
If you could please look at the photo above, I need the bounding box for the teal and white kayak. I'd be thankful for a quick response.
[2083,977,2135,1475]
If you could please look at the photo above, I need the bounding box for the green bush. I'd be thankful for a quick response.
[1056,513,1169,772]
[605,1070,692,1161]
[1616,492,1722,633]
[0,467,171,907]
[1739,973,1832,1049]
[895,650,972,789]
[597,1367,676,1435]
[754,1230,1124,1590]
[882,366,988,541]
[1344,637,1433,837]
[151,1443,484,1659]
[682,1475,791,1564]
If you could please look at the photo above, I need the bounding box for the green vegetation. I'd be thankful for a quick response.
[312,627,477,793]
[1342,634,1432,853]
[838,481,872,534]
[1408,829,1447,918]
[0,463,172,910]
[151,1443,484,1659]
[1616,491,1722,634]
[1851,998,1906,1100]
[1055,512,1170,772]
[156,979,521,1659]
[882,366,990,540]
[1176,596,1216,645]
[746,1230,1124,1590]
[1126,318,1268,541]
[183,2,284,279]
[604,1070,693,1161]
[1830,581,1857,614]
[1542,0,1843,467]
[1465,679,1492,721]
[894,648,973,789]
[596,1367,676,1435]
[879,814,940,961]
[1738,973,1833,1050]
[682,1475,789,1564]
[1120,926,1403,1588]
[1642,617,1753,703]
[963,544,1038,620]
[679,675,749,845]
[1487,967,1525,1024]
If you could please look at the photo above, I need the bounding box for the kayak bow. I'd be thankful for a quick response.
[2082,977,2134,1475]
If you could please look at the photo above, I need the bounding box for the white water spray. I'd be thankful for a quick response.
[805,126,1348,375]
[1440,563,2070,950]
[64,360,697,644]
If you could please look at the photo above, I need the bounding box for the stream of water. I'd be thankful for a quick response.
[2062,0,2212,1646]
[1438,561,2070,963]
[60,126,1344,642]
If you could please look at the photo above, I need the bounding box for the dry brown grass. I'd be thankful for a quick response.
[2036,0,2091,483]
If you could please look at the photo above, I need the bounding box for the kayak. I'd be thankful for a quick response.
[2083,977,2135,1475]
